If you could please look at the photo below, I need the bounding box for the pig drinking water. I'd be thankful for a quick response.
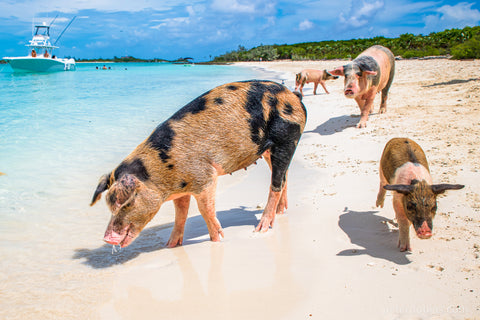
[294,69,338,96]
[328,45,395,128]
[91,80,306,248]
[376,138,464,251]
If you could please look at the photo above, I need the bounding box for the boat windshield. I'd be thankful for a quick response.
[34,26,50,37]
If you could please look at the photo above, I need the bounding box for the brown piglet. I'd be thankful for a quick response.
[91,80,306,248]
[376,138,464,251]
[294,69,338,96]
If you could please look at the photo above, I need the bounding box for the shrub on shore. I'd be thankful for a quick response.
[213,26,480,62]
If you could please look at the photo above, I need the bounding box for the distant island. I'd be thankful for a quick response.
[0,56,196,65]
[1,26,479,65]
[76,56,195,64]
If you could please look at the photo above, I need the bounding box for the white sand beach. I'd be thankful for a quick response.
[88,59,480,319]
[6,59,475,320]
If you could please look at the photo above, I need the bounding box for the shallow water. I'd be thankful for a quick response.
[0,63,263,318]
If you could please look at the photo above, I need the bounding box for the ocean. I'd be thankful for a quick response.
[0,62,267,318]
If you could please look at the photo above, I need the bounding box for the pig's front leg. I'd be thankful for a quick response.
[195,177,224,242]
[393,195,411,251]
[355,97,374,128]
[166,195,191,248]
[376,169,388,208]
[320,81,329,94]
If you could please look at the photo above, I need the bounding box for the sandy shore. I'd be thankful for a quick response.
[93,59,480,319]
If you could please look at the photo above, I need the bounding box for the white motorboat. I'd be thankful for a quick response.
[3,19,76,72]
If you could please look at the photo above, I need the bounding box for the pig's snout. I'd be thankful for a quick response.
[104,229,124,245]
[104,223,131,246]
[344,88,355,97]
[344,83,357,97]
[416,221,432,239]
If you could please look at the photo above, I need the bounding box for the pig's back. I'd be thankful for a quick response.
[303,69,323,82]
[359,45,395,90]
[380,138,429,183]
[148,81,306,175]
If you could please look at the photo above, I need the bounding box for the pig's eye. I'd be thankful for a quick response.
[407,202,416,211]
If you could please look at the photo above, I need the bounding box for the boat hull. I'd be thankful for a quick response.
[3,57,75,72]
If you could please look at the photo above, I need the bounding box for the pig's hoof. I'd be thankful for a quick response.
[209,228,224,242]
[398,241,411,252]
[379,108,387,114]
[255,216,274,233]
[276,202,287,215]
[375,199,384,208]
[166,237,183,248]
[356,122,367,129]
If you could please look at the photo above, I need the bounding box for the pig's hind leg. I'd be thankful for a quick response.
[380,88,389,114]
[166,195,191,248]
[277,178,288,214]
[256,136,299,232]
[380,75,394,114]
[262,151,288,215]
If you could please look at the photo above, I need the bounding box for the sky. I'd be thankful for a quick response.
[1,0,479,61]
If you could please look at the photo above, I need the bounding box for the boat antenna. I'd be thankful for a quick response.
[49,14,59,28]
[54,16,76,45]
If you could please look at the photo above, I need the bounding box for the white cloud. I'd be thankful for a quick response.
[299,19,314,31]
[438,2,480,23]
[265,16,276,28]
[339,0,385,28]
[186,6,195,17]
[85,40,110,48]
[424,2,480,30]
[211,0,276,15]
[0,0,197,21]
[211,0,255,13]
[150,17,190,30]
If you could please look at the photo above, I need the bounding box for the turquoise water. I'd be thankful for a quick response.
[0,63,264,317]
[0,63,260,218]
[0,62,262,215]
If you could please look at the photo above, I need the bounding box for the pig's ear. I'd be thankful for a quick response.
[90,173,111,206]
[109,174,140,212]
[328,67,344,76]
[363,70,377,76]
[383,184,415,195]
[431,184,465,194]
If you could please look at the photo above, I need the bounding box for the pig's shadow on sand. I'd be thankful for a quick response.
[73,207,260,269]
[306,115,358,135]
[337,209,411,265]
[307,112,386,135]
